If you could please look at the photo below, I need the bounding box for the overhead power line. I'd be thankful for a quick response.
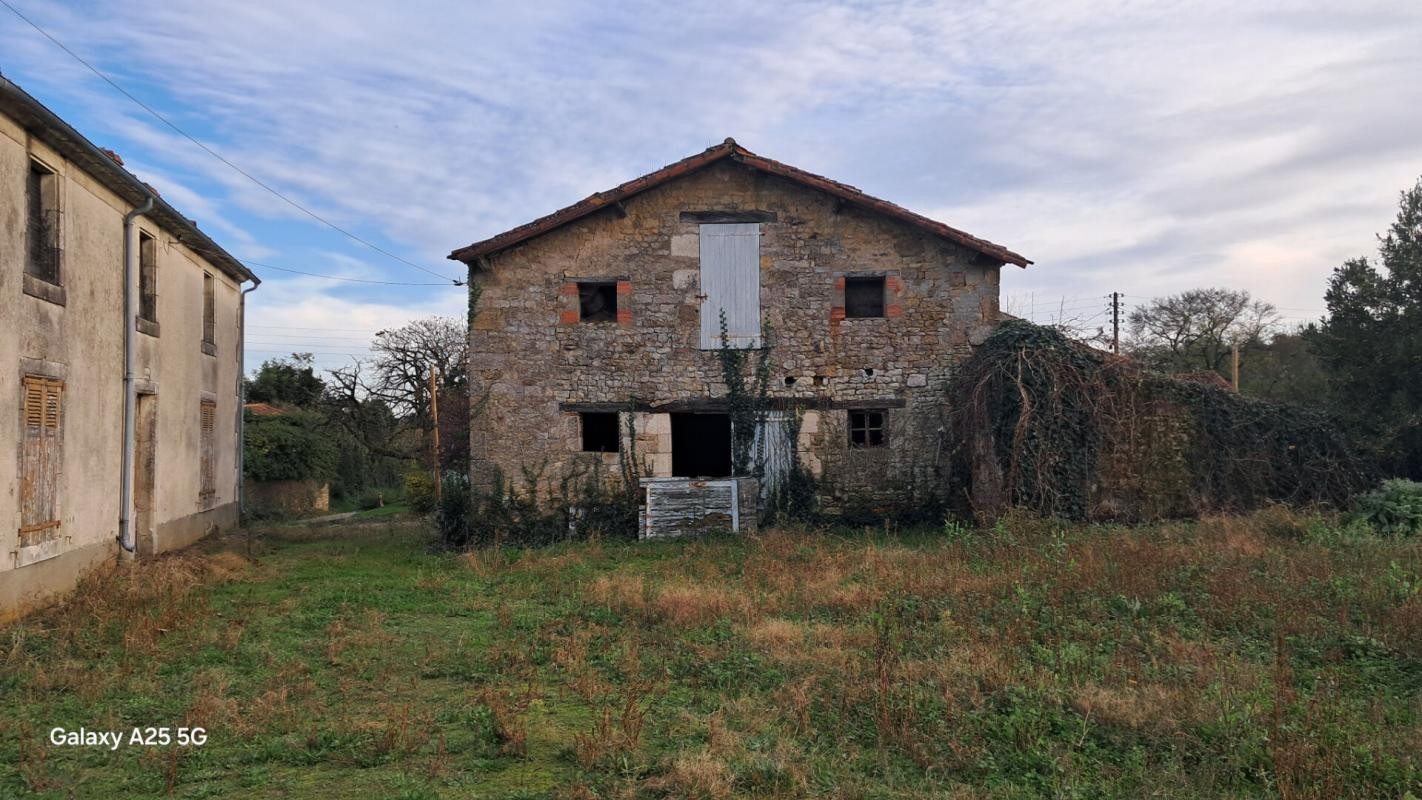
[1,0,463,286]
[174,244,449,288]
[248,325,385,332]
[230,258,452,286]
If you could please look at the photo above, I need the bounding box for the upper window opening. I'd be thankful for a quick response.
[25,159,61,285]
[849,409,887,448]
[580,412,620,452]
[202,272,216,347]
[845,276,886,318]
[578,282,617,322]
[139,231,158,324]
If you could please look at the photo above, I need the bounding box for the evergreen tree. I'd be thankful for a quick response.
[1310,178,1422,477]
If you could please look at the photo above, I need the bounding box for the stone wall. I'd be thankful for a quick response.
[242,479,331,517]
[467,159,1004,505]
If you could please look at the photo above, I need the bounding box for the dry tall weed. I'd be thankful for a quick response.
[646,751,734,800]
[651,582,752,628]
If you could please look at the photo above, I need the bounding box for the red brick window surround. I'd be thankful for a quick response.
[832,273,902,323]
[561,279,632,326]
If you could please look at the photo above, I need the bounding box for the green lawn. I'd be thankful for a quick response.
[2,511,1419,798]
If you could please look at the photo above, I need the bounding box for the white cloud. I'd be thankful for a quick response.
[3,0,1420,350]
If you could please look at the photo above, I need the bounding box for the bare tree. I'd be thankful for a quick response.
[1127,288,1280,374]
[324,316,468,465]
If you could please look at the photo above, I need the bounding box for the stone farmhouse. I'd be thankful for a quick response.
[449,139,1029,514]
[1,78,258,615]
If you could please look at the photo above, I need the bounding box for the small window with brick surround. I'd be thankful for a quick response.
[578,282,617,322]
[199,400,217,499]
[19,376,63,543]
[848,409,887,448]
[580,412,620,452]
[845,276,886,318]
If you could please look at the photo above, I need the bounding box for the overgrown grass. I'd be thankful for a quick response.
[2,509,1419,798]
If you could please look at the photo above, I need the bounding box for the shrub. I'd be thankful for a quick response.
[353,488,388,511]
[243,410,337,482]
[949,321,1376,521]
[1351,479,1422,537]
[434,465,639,550]
[437,472,473,548]
[405,471,438,514]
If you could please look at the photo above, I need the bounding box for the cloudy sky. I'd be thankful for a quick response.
[4,0,1420,369]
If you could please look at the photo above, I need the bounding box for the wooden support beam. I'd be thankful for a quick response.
[679,210,778,224]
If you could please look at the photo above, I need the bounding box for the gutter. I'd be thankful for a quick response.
[119,196,155,554]
[236,279,261,518]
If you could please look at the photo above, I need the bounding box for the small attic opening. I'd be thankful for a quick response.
[845,276,886,318]
[578,281,617,322]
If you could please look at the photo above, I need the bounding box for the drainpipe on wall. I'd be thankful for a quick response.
[236,280,260,518]
[119,195,155,555]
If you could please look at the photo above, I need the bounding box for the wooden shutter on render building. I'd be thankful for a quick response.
[199,400,217,499]
[19,376,63,544]
[698,223,761,349]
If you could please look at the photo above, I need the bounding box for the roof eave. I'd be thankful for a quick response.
[0,77,256,284]
[447,140,1031,268]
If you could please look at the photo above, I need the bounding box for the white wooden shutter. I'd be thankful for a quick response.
[752,411,793,500]
[699,223,761,349]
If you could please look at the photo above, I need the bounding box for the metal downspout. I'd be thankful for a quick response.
[237,280,260,518]
[119,195,154,554]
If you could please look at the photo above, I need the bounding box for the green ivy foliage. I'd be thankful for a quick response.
[1352,479,1422,537]
[715,310,772,478]
[242,410,338,482]
[950,321,1375,520]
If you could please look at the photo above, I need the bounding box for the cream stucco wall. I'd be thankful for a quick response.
[0,108,245,616]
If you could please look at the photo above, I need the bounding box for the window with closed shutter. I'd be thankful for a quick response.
[199,400,217,499]
[19,376,63,544]
[698,223,761,349]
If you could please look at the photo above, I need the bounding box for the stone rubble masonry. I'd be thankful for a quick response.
[467,159,1004,502]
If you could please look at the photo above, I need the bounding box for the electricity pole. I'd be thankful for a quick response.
[1110,292,1121,354]
[429,366,442,503]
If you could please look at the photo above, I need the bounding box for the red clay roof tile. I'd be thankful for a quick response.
[448,139,1030,267]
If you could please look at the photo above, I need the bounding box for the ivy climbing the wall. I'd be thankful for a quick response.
[716,310,772,478]
[949,321,1375,521]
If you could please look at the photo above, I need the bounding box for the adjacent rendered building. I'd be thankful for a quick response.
[0,78,257,614]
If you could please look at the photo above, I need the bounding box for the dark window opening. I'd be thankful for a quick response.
[580,412,620,452]
[578,281,617,322]
[139,232,158,323]
[845,276,885,318]
[202,273,216,346]
[849,409,887,448]
[25,160,60,285]
[671,413,732,477]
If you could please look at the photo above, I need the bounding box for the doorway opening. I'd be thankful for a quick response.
[671,413,732,478]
